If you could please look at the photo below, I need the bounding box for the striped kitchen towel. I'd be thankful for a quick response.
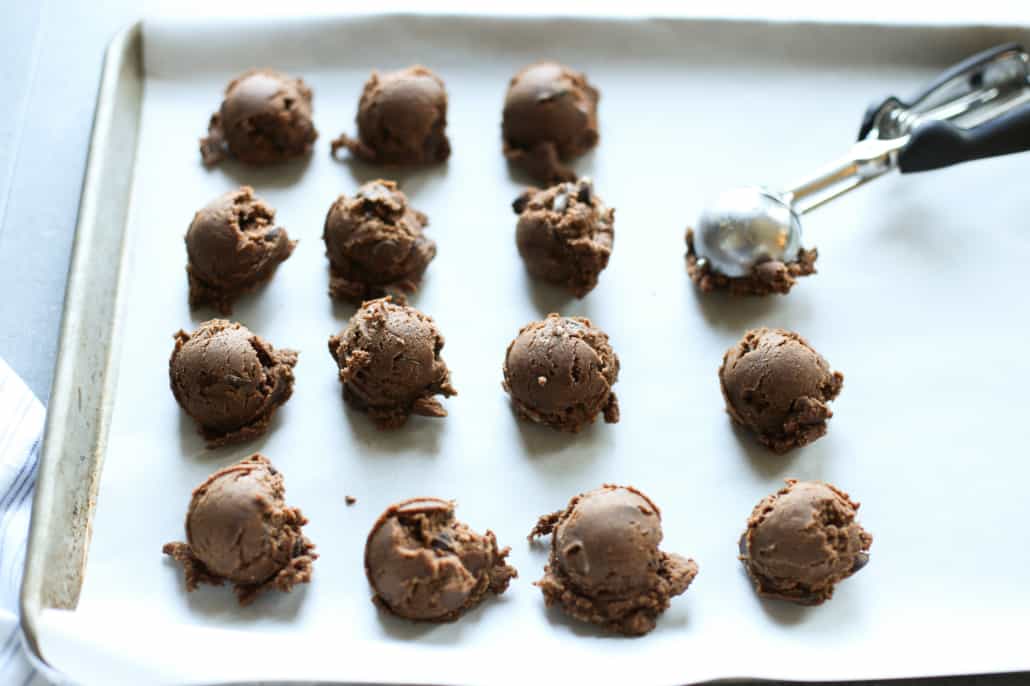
[0,356,49,685]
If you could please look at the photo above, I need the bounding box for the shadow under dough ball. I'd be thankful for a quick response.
[719,327,843,454]
[502,61,599,184]
[170,320,298,447]
[199,68,317,166]
[331,65,451,165]
[163,453,316,605]
[739,479,872,605]
[502,314,619,432]
[529,484,698,636]
[513,178,613,298]
[323,179,436,304]
[365,497,517,622]
[185,185,296,314]
[328,297,456,429]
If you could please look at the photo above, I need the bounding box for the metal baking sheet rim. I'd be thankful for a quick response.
[20,21,143,668]
[17,13,1030,684]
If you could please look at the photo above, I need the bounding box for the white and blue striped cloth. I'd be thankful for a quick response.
[0,357,49,685]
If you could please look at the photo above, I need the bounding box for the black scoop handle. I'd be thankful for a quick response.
[898,104,1030,173]
[858,42,1030,173]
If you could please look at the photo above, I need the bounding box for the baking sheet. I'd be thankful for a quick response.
[35,13,1030,685]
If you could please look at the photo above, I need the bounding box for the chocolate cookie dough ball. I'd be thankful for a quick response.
[502,314,619,432]
[739,479,872,605]
[323,180,436,303]
[170,320,298,447]
[328,298,456,429]
[200,69,317,166]
[331,66,451,165]
[502,62,599,184]
[365,498,517,622]
[185,186,296,314]
[530,484,698,636]
[685,228,818,296]
[513,178,613,297]
[163,454,316,605]
[719,328,843,454]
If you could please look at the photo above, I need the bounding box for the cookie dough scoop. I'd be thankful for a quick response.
[323,180,435,303]
[739,479,872,605]
[512,178,614,298]
[530,484,698,636]
[328,297,456,429]
[502,62,600,184]
[199,68,317,166]
[163,454,316,605]
[502,314,619,432]
[331,65,451,165]
[185,186,296,314]
[170,320,298,447]
[365,498,517,622]
[719,327,843,454]
[688,43,1030,294]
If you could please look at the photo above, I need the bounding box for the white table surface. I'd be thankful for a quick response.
[2,2,1030,685]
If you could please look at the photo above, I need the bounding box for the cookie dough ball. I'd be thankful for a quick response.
[739,479,872,605]
[502,62,599,184]
[185,186,296,314]
[365,498,517,622]
[199,69,317,166]
[163,454,316,605]
[331,66,451,165]
[502,314,619,432]
[170,320,298,447]
[529,484,698,636]
[328,298,456,429]
[719,328,843,453]
[323,180,436,303]
[685,228,818,296]
[513,178,613,297]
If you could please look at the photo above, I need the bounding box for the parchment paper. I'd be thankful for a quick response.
[36,13,1030,685]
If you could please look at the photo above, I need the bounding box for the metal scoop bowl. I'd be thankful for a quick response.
[694,43,1030,280]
